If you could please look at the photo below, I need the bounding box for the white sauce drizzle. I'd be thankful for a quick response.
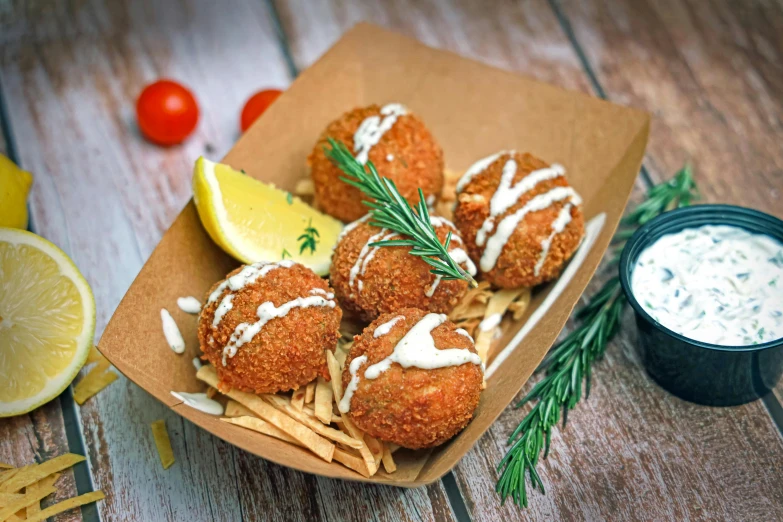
[177,296,202,314]
[386,154,395,162]
[426,194,436,207]
[208,260,295,305]
[309,288,335,299]
[222,295,336,365]
[456,151,512,193]
[349,228,388,289]
[533,203,574,277]
[631,225,783,346]
[373,316,405,338]
[171,391,223,415]
[486,214,605,378]
[425,247,476,297]
[455,328,474,341]
[481,187,582,272]
[353,103,408,165]
[192,357,203,371]
[160,309,185,354]
[212,294,234,328]
[338,355,368,413]
[479,313,502,332]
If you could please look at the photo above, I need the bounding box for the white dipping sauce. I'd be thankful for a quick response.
[631,225,783,346]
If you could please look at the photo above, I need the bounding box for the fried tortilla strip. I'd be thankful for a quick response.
[325,351,377,476]
[364,435,383,468]
[0,454,85,494]
[23,491,105,522]
[151,420,175,470]
[206,387,219,399]
[475,287,527,363]
[314,376,334,425]
[264,395,363,450]
[221,417,302,446]
[0,492,23,505]
[73,362,118,405]
[305,382,316,404]
[304,405,341,424]
[291,387,306,412]
[197,365,334,462]
[224,400,255,418]
[85,346,105,365]
[0,464,12,470]
[0,485,55,520]
[22,472,60,518]
[450,281,492,321]
[0,468,21,487]
[508,288,532,320]
[333,448,370,478]
[295,178,314,197]
[381,445,397,474]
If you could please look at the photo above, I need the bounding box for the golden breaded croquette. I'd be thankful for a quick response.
[198,261,342,394]
[454,151,585,288]
[340,309,483,449]
[330,216,474,322]
[308,103,444,223]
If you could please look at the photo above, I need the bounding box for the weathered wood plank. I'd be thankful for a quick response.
[273,0,783,520]
[2,1,454,520]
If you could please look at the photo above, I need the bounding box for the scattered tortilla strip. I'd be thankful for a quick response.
[0,468,21,487]
[206,387,218,399]
[334,346,348,368]
[85,346,104,365]
[305,382,316,404]
[0,454,85,494]
[291,387,306,412]
[475,287,527,363]
[339,418,376,476]
[304,405,341,424]
[264,395,363,449]
[377,448,432,481]
[0,485,55,520]
[325,351,344,399]
[454,318,480,338]
[508,288,532,320]
[294,178,314,196]
[23,491,105,522]
[24,482,40,518]
[0,492,23,504]
[197,366,334,462]
[365,435,383,468]
[224,400,255,418]
[73,363,118,405]
[151,420,175,470]
[333,448,370,478]
[221,417,301,446]
[314,377,334,425]
[381,445,397,473]
[449,281,492,321]
[0,464,12,470]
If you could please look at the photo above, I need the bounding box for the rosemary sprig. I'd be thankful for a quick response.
[496,165,698,507]
[298,218,320,255]
[324,138,478,287]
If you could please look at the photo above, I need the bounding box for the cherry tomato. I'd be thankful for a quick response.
[136,80,199,146]
[240,89,282,133]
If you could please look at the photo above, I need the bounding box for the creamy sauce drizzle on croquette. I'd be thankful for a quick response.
[170,391,224,415]
[349,228,399,295]
[534,203,575,277]
[177,296,202,314]
[212,294,234,328]
[353,103,408,165]
[338,314,483,413]
[208,260,296,306]
[481,187,582,273]
[455,328,474,341]
[456,151,512,193]
[160,309,185,354]
[373,316,405,338]
[338,355,368,413]
[221,294,336,365]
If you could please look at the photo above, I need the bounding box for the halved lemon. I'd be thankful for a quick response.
[0,228,95,417]
[193,157,343,275]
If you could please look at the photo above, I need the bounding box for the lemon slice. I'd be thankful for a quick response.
[0,228,96,417]
[193,157,343,275]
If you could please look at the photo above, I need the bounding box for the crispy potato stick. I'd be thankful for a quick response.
[221,417,302,446]
[333,448,370,478]
[197,366,334,462]
[314,377,334,425]
[475,288,527,363]
[325,351,377,475]
[151,420,175,470]
[0,454,85,494]
[291,387,306,412]
[73,363,118,405]
[224,400,255,418]
[295,178,314,196]
[264,395,363,450]
[508,288,532,320]
[305,381,316,404]
[381,445,397,473]
[23,491,105,522]
[0,485,55,520]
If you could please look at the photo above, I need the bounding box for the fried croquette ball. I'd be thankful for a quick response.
[330,215,475,322]
[198,261,342,394]
[454,151,585,288]
[308,103,444,223]
[339,309,483,449]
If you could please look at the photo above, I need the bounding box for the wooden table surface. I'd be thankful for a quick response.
[2,1,782,520]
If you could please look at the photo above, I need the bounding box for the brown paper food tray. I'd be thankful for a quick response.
[98,23,649,487]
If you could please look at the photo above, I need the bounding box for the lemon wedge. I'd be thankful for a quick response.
[193,157,343,275]
[0,228,96,417]
[0,154,33,229]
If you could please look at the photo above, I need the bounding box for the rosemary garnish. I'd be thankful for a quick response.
[325,138,478,287]
[298,219,320,255]
[281,248,291,259]
[496,165,698,507]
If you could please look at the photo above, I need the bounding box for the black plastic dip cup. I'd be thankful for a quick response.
[619,204,783,406]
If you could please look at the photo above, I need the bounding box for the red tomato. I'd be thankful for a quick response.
[136,80,199,146]
[240,89,282,133]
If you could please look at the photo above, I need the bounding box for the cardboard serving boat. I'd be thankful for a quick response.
[99,23,649,486]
